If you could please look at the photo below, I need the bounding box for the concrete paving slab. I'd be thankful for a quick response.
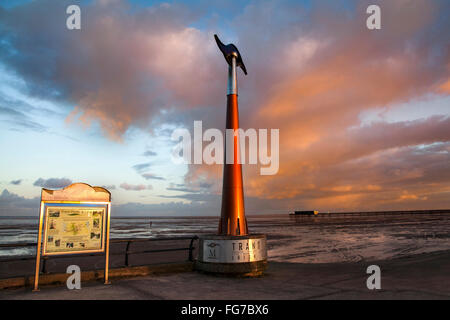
[1,250,450,300]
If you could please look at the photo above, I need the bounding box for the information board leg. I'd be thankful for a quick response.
[33,202,44,291]
[104,204,111,285]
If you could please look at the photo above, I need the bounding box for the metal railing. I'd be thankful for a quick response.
[0,236,199,274]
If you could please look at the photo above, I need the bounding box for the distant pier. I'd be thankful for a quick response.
[290,209,450,217]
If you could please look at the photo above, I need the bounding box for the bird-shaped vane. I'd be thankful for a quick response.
[214,34,248,75]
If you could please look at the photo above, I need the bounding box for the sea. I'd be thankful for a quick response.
[1,213,450,263]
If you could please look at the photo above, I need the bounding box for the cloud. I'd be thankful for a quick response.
[0,188,216,217]
[182,0,450,211]
[0,105,47,133]
[141,173,165,180]
[9,179,22,185]
[132,162,152,173]
[113,192,285,216]
[165,181,212,193]
[120,183,153,191]
[143,150,157,157]
[101,184,116,190]
[166,186,196,193]
[0,0,222,140]
[33,178,72,189]
[0,189,40,216]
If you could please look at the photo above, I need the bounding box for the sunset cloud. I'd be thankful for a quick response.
[181,0,450,211]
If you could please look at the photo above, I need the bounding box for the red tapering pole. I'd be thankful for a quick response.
[218,56,248,236]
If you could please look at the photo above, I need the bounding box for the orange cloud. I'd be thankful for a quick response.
[184,1,450,211]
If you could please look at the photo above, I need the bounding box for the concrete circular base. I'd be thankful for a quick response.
[196,234,267,276]
[195,260,267,277]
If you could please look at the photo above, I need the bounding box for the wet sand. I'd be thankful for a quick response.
[3,212,450,264]
[1,249,450,300]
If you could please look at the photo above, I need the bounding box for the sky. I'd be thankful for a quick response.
[0,0,449,216]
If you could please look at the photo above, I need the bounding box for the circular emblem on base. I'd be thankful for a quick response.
[196,234,267,276]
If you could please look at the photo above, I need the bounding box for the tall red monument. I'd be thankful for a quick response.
[195,35,267,275]
[216,34,248,236]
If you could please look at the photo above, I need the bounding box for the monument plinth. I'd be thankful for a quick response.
[195,35,267,276]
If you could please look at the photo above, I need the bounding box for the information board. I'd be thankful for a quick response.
[43,206,106,255]
[33,183,112,291]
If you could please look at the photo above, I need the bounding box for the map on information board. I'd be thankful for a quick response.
[43,206,105,254]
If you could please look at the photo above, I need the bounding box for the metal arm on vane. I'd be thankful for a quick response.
[214,34,247,95]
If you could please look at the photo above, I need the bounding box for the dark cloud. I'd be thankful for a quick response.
[9,179,22,185]
[0,105,47,133]
[165,180,213,194]
[33,177,72,189]
[0,189,39,216]
[165,182,212,193]
[101,184,116,190]
[141,173,165,181]
[132,162,152,173]
[173,183,185,187]
[143,150,157,157]
[166,187,197,193]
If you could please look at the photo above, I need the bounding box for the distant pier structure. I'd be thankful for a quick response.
[289,210,319,216]
[289,209,450,217]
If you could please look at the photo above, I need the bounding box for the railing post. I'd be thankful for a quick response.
[188,236,198,261]
[41,256,49,274]
[125,240,131,267]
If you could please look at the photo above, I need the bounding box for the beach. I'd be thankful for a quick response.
[2,212,450,262]
[1,212,450,299]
